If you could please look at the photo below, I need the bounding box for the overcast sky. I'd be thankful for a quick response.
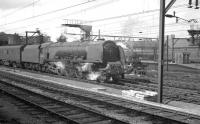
[0,0,199,41]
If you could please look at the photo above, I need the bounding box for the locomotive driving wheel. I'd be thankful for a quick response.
[97,76,106,83]
[12,63,17,68]
[73,68,81,78]
[112,75,119,82]
[66,68,78,78]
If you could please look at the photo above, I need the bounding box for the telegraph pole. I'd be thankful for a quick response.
[157,0,177,103]
[166,35,169,71]
[157,0,196,103]
[158,0,165,103]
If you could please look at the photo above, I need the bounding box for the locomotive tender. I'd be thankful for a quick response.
[0,40,125,82]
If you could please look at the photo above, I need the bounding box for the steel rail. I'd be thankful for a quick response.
[0,70,198,124]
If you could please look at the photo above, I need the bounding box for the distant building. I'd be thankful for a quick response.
[0,32,52,46]
[125,40,158,60]
[0,32,22,45]
[119,37,200,63]
[0,32,8,45]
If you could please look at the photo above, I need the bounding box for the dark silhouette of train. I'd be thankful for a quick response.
[0,40,125,82]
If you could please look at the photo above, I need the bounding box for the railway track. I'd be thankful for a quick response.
[1,66,200,104]
[0,70,199,124]
[0,80,127,124]
[124,76,200,92]
[120,78,200,104]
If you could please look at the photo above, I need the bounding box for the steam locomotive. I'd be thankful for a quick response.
[0,40,125,82]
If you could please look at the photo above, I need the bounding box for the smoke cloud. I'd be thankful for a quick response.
[0,0,30,10]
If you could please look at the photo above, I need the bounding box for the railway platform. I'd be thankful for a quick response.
[0,67,200,123]
[178,63,200,70]
[142,60,200,70]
